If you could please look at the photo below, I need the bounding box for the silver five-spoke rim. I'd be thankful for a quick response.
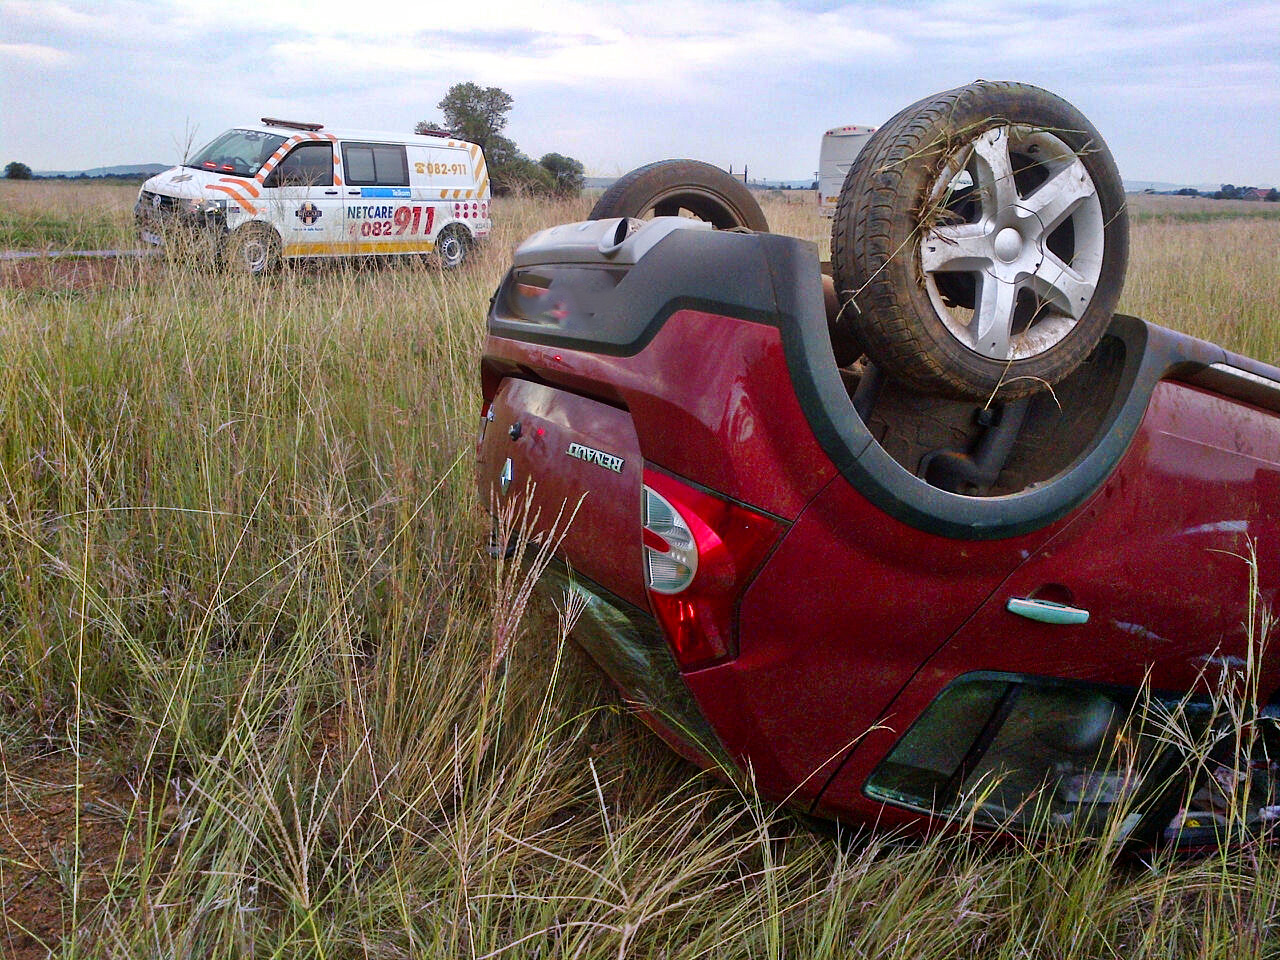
[920,125,1105,361]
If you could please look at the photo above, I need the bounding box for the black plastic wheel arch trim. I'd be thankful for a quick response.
[487,228,1243,541]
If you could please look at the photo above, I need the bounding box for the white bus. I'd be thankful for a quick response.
[818,124,876,217]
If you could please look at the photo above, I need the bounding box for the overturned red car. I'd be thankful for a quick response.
[476,82,1280,846]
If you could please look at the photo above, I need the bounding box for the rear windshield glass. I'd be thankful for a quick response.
[503,266,626,328]
[186,129,286,178]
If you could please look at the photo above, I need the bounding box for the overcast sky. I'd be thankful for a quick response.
[1,0,1277,185]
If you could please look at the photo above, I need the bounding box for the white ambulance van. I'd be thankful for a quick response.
[817,124,875,218]
[136,118,491,272]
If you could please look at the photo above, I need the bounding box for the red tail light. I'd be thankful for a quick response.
[642,469,785,670]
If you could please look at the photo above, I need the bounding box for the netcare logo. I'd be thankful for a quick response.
[296,201,322,226]
[566,442,625,473]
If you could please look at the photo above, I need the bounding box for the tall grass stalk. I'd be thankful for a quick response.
[0,190,1276,956]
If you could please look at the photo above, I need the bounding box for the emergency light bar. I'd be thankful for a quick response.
[260,117,325,132]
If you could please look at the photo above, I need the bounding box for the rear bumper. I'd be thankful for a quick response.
[536,561,730,770]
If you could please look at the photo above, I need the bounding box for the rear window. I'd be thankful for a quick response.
[503,266,626,328]
[341,142,409,186]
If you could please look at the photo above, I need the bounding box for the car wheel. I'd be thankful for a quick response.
[589,159,769,231]
[832,81,1129,400]
[434,225,469,269]
[224,223,281,276]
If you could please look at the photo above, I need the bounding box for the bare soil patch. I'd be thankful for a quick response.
[0,754,171,960]
[0,255,157,292]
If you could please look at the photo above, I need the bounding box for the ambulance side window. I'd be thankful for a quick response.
[341,143,409,187]
[266,143,334,188]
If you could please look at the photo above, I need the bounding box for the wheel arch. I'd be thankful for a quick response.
[227,218,282,245]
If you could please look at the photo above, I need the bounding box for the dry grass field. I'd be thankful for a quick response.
[0,180,1279,958]
[0,181,140,251]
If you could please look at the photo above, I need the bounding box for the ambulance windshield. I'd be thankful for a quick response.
[186,129,286,178]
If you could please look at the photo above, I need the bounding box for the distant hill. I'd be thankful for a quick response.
[35,163,171,178]
[584,175,815,191]
[1124,180,1190,193]
[1125,179,1274,194]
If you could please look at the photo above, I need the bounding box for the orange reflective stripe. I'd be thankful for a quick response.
[206,183,258,214]
[257,134,304,182]
[334,173,343,186]
[221,177,259,198]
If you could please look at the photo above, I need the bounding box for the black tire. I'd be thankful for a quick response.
[224,223,281,276]
[589,159,769,231]
[832,81,1128,400]
[434,224,470,269]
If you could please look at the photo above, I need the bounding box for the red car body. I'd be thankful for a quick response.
[477,219,1280,844]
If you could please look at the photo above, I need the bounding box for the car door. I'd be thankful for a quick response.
[263,140,344,255]
[926,381,1280,693]
[816,380,1280,820]
[339,141,418,252]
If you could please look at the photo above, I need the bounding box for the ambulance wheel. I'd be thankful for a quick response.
[589,159,769,231]
[434,225,469,269]
[224,224,281,276]
[831,81,1128,400]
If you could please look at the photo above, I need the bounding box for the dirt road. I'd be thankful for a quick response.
[0,249,157,290]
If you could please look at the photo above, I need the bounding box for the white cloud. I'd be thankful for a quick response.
[0,1,99,31]
[0,41,73,67]
[0,0,1276,183]
[213,1,906,92]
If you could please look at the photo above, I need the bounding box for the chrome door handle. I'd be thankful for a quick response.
[1006,597,1090,625]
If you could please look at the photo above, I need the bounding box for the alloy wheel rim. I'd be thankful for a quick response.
[919,125,1107,362]
[647,188,743,229]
